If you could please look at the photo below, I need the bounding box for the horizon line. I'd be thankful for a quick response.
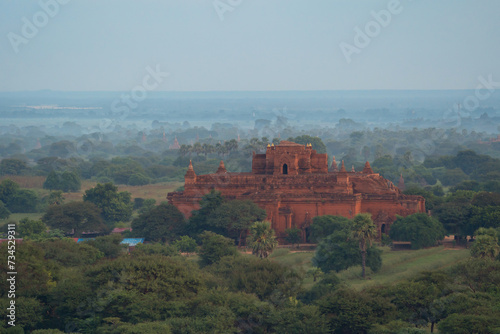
[0,88,486,93]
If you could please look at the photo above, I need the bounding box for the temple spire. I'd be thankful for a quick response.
[330,156,338,172]
[351,165,355,172]
[185,160,197,181]
[216,160,227,174]
[362,161,374,174]
[339,160,346,173]
[398,173,405,191]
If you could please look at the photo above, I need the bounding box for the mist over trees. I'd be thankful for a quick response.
[1,91,500,332]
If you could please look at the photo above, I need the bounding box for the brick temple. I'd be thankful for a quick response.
[167,141,425,242]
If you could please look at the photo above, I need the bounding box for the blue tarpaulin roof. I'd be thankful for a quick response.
[75,238,94,243]
[121,238,145,246]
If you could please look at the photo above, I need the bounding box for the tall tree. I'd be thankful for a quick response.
[470,228,500,259]
[16,218,46,239]
[47,190,65,206]
[309,215,350,243]
[199,231,238,266]
[248,221,278,258]
[43,170,81,192]
[187,190,225,236]
[83,182,133,224]
[131,202,186,242]
[389,213,446,250]
[351,213,378,278]
[42,201,107,237]
[313,225,382,274]
[0,200,10,220]
[207,200,266,246]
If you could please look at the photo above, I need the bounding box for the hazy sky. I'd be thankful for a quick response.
[1,0,499,91]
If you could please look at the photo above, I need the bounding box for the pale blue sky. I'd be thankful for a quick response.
[1,0,499,91]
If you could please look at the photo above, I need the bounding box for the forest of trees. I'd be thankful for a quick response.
[1,124,500,332]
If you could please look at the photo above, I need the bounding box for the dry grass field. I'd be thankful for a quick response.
[0,175,183,203]
[0,175,46,188]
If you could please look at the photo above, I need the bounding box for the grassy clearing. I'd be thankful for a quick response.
[339,246,470,290]
[0,213,44,230]
[268,245,470,290]
[269,249,317,287]
[1,213,43,223]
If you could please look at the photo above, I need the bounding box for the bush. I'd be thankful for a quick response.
[285,228,302,248]
[313,228,382,274]
[127,173,150,186]
[173,235,198,253]
[132,242,179,257]
[8,189,39,213]
[389,213,446,250]
[43,170,81,192]
[208,255,302,300]
[309,215,350,243]
[16,218,46,239]
[0,200,10,220]
[84,234,125,258]
[199,231,237,266]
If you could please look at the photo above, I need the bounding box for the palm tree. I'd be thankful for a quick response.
[248,221,278,258]
[202,143,214,157]
[192,142,203,156]
[351,213,377,278]
[179,144,191,157]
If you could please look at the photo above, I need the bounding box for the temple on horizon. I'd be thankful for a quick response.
[167,141,425,242]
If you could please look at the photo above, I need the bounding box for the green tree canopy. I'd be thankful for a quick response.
[16,218,46,239]
[285,228,302,248]
[43,170,81,192]
[83,234,125,258]
[470,228,500,259]
[131,202,186,242]
[208,255,302,301]
[0,200,10,220]
[187,190,225,236]
[41,238,104,267]
[206,199,267,245]
[198,231,238,266]
[0,158,28,175]
[47,190,65,206]
[85,255,207,301]
[389,213,446,250]
[83,182,133,224]
[287,135,327,153]
[173,235,198,253]
[0,180,39,213]
[316,288,394,333]
[42,201,107,237]
[7,188,39,213]
[309,215,350,243]
[313,222,382,274]
[132,242,179,257]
